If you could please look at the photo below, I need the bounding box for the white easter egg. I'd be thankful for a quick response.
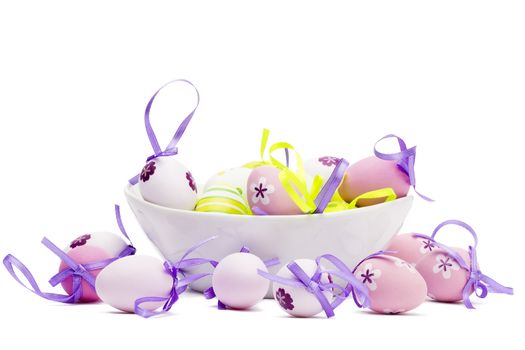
[95,255,173,313]
[272,259,333,317]
[203,167,252,197]
[212,252,270,309]
[138,156,198,210]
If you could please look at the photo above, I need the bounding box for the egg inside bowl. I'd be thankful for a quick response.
[124,184,413,298]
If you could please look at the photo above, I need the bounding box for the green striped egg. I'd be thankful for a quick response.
[195,185,251,215]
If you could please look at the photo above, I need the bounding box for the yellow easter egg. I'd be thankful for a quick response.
[195,185,251,215]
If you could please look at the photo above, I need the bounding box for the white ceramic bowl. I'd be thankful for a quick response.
[124,184,413,297]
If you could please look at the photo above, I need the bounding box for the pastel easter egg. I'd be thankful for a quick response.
[247,166,303,215]
[272,259,332,317]
[195,185,251,215]
[212,252,270,309]
[59,232,130,302]
[386,233,438,266]
[339,156,409,206]
[354,256,427,314]
[95,255,173,313]
[415,247,471,302]
[203,167,252,197]
[138,156,198,210]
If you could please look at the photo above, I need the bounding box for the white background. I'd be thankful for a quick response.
[1,1,523,349]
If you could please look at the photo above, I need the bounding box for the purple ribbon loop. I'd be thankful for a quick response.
[4,238,95,304]
[134,236,219,318]
[415,220,513,309]
[129,79,200,185]
[374,134,433,201]
[314,158,350,214]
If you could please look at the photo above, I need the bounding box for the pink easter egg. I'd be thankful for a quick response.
[272,259,332,317]
[138,156,198,210]
[354,256,427,314]
[386,233,438,266]
[59,232,129,303]
[212,252,270,309]
[415,247,471,302]
[247,166,303,215]
[339,156,410,206]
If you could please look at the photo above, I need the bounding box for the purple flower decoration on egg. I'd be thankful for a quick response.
[432,254,460,279]
[250,177,275,205]
[419,239,436,254]
[275,288,294,310]
[70,234,91,249]
[140,161,156,182]
[186,171,197,193]
[318,156,340,167]
[356,263,382,291]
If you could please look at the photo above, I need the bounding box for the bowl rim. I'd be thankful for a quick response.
[124,184,414,220]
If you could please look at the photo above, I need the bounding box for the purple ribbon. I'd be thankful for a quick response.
[203,246,280,310]
[374,134,433,201]
[3,205,136,304]
[413,220,513,309]
[314,158,349,214]
[129,79,200,185]
[134,236,219,318]
[258,254,369,318]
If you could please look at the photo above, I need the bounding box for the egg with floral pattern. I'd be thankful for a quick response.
[353,255,427,314]
[247,166,303,215]
[339,156,410,207]
[203,167,252,198]
[212,252,270,309]
[272,259,332,317]
[415,247,471,302]
[138,156,198,210]
[386,233,438,266]
[59,232,131,302]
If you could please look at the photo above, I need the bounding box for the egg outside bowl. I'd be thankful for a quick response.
[124,184,413,298]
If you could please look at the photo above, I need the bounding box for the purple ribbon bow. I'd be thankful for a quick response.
[258,254,369,318]
[129,79,200,185]
[413,220,513,309]
[203,246,280,310]
[313,158,350,214]
[134,236,219,318]
[374,134,433,201]
[3,205,136,304]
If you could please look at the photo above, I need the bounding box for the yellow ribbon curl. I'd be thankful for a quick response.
[242,128,273,169]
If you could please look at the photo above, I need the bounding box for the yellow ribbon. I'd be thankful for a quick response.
[242,129,273,169]
[324,188,397,213]
[269,142,323,214]
[242,128,327,214]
